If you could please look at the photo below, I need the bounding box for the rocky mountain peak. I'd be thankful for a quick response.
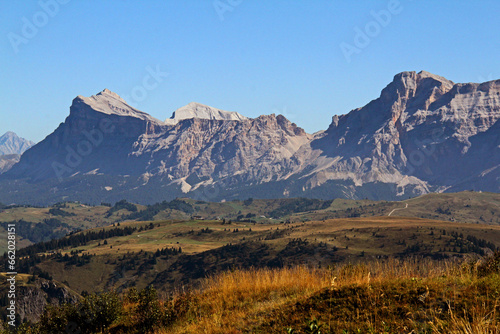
[97,88,127,103]
[72,89,162,124]
[165,102,248,125]
[0,131,35,155]
[417,70,454,84]
[380,70,455,104]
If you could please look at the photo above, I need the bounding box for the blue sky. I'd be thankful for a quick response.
[1,0,499,142]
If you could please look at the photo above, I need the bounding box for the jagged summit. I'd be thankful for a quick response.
[165,102,248,125]
[1,131,20,138]
[388,70,455,93]
[73,89,162,123]
[97,88,127,103]
[392,70,454,83]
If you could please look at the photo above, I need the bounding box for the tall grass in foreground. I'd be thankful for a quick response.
[159,266,331,334]
[159,256,500,334]
[4,254,499,333]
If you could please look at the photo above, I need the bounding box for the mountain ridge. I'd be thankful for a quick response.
[1,70,498,205]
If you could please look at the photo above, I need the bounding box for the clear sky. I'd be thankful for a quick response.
[1,0,499,142]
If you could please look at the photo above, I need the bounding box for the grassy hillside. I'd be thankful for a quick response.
[0,201,144,229]
[144,191,500,225]
[387,191,500,224]
[0,192,499,331]
[0,201,144,253]
[1,192,498,253]
[162,256,500,333]
[4,253,500,333]
[5,216,499,296]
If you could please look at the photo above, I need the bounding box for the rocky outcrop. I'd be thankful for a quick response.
[0,154,20,174]
[16,280,79,323]
[5,89,309,185]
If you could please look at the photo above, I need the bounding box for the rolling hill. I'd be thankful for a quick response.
[1,192,499,330]
[0,191,498,254]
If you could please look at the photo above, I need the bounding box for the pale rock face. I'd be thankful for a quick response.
[74,89,163,124]
[132,113,310,187]
[0,132,34,174]
[165,102,248,125]
[0,131,35,155]
[0,154,20,174]
[4,89,310,193]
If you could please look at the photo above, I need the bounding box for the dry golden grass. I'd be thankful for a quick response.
[429,301,500,334]
[12,255,498,333]
[154,257,500,334]
[160,266,331,334]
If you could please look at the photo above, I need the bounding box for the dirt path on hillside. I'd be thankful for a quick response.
[388,203,409,216]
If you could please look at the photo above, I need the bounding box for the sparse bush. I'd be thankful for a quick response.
[38,292,121,334]
[106,199,137,217]
[243,197,254,206]
[38,304,78,334]
[478,251,500,277]
[125,287,140,303]
[137,287,165,332]
[48,207,76,217]
[71,292,121,333]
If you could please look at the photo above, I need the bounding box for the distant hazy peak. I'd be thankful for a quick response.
[1,131,17,138]
[73,89,162,124]
[165,102,248,125]
[0,131,35,155]
[1,131,19,140]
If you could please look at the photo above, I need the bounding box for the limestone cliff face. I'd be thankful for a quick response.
[4,89,310,194]
[133,113,310,193]
[5,90,164,180]
[298,71,500,196]
[16,280,79,323]
[165,102,248,124]
[1,71,498,204]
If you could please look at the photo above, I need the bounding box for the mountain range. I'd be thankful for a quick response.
[1,71,498,205]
